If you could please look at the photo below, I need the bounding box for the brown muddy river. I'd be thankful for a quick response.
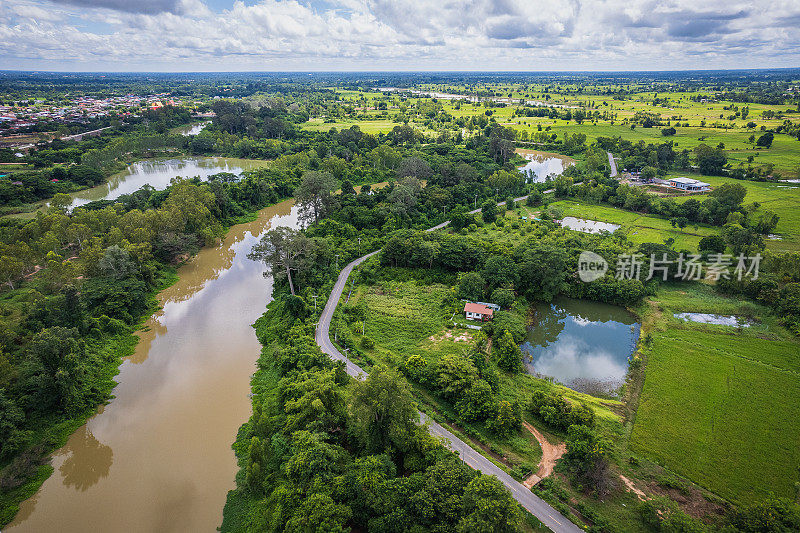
[7,199,299,533]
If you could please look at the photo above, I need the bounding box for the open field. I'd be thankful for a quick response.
[631,328,800,504]
[663,171,800,251]
[630,283,800,505]
[546,200,718,251]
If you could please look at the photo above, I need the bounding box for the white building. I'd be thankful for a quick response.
[667,177,711,192]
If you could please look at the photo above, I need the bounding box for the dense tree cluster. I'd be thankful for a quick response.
[224,300,524,532]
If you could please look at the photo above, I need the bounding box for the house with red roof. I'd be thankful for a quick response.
[464,302,493,321]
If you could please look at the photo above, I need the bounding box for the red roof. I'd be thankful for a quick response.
[464,303,493,317]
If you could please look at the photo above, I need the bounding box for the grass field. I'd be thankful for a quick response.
[631,328,800,504]
[544,200,718,251]
[302,117,400,134]
[630,283,800,505]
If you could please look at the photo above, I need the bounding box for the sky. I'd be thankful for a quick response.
[0,0,799,72]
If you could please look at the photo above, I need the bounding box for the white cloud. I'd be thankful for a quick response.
[0,0,798,70]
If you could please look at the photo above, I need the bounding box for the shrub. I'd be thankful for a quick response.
[360,336,374,350]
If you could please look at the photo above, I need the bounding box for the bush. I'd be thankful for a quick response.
[360,336,374,350]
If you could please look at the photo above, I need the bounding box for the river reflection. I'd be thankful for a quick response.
[8,199,299,533]
[68,157,271,208]
[58,425,113,492]
[522,298,640,396]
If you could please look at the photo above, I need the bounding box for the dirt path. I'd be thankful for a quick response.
[522,421,566,488]
[619,474,648,501]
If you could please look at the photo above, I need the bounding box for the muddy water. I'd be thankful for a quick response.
[8,199,299,533]
[68,157,271,209]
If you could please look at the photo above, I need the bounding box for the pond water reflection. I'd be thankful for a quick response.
[559,216,621,234]
[516,149,575,183]
[521,298,640,396]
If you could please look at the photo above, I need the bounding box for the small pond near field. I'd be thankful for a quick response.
[516,148,575,183]
[674,312,751,327]
[559,216,620,234]
[521,298,640,396]
[176,121,211,136]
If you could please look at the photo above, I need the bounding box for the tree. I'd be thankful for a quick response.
[488,400,522,437]
[98,245,138,279]
[249,227,313,296]
[482,255,518,291]
[493,329,523,373]
[694,143,727,175]
[457,475,520,532]
[755,132,774,148]
[457,271,485,301]
[286,492,352,533]
[491,288,514,309]
[436,354,479,400]
[517,244,568,301]
[0,254,24,289]
[296,171,339,225]
[350,365,418,455]
[698,235,726,254]
[724,497,800,532]
[388,177,422,215]
[710,182,747,209]
[396,157,433,181]
[562,424,613,496]
[481,200,497,224]
[455,379,496,422]
[22,327,88,415]
[0,388,26,459]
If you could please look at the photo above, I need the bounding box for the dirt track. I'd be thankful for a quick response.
[522,421,566,488]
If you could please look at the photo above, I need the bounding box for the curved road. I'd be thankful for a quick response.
[315,209,583,533]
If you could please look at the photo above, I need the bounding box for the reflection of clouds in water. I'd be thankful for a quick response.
[529,335,628,386]
[521,157,565,182]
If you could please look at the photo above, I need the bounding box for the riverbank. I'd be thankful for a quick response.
[0,194,292,529]
[0,266,178,526]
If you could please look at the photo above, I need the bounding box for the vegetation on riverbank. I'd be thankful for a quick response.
[221,298,534,532]
[0,170,295,527]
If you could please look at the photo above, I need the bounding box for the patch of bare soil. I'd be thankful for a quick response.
[428,330,474,343]
[522,421,566,488]
[620,474,648,501]
[646,481,728,520]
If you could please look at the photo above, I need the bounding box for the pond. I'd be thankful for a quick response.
[175,121,211,136]
[559,216,620,234]
[674,312,751,327]
[68,157,270,209]
[515,148,575,183]
[521,298,640,396]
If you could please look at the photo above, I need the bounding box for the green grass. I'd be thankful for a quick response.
[630,328,800,504]
[346,277,625,480]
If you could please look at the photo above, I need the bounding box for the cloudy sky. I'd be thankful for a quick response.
[1,0,798,72]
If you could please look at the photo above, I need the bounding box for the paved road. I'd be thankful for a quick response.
[608,152,618,177]
[315,220,583,533]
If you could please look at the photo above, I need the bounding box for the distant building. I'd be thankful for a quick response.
[667,177,710,192]
[464,302,494,321]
